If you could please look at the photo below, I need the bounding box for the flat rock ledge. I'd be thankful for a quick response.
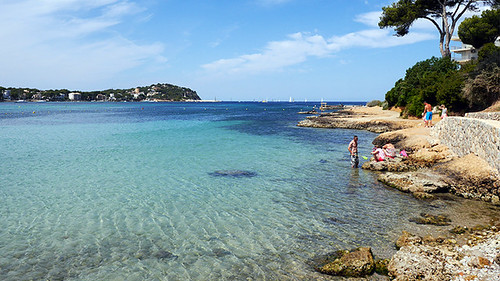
[297,115,418,133]
[389,226,500,281]
[377,170,450,199]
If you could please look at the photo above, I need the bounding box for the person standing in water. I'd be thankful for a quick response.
[348,136,359,168]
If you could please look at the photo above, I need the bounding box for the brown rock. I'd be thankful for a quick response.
[317,247,375,277]
[409,213,451,226]
[374,258,390,275]
[472,256,491,268]
[494,253,500,265]
[413,192,435,200]
[396,231,422,249]
[450,226,468,234]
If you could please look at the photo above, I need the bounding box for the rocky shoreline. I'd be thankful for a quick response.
[300,106,500,280]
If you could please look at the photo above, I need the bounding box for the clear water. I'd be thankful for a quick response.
[1,102,499,280]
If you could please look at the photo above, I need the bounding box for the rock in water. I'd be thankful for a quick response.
[315,247,375,277]
[209,170,257,178]
[212,248,232,258]
[153,250,178,260]
[409,213,451,226]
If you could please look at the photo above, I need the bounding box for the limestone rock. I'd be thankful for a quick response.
[361,156,416,172]
[316,247,375,277]
[396,231,422,249]
[388,244,455,281]
[434,154,500,204]
[377,170,449,194]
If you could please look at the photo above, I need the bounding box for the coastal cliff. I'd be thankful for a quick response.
[299,106,500,280]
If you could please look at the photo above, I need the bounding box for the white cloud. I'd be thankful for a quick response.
[202,16,435,76]
[0,0,164,89]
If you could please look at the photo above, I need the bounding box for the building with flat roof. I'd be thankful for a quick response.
[450,37,477,64]
[69,92,82,101]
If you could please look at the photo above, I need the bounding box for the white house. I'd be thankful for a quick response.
[2,90,11,100]
[69,92,82,101]
[451,36,500,64]
[450,37,477,63]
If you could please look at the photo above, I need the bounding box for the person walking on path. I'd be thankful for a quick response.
[348,136,359,168]
[423,101,433,127]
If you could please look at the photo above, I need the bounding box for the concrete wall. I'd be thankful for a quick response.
[432,116,500,173]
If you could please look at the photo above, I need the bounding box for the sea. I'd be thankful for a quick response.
[1,101,499,280]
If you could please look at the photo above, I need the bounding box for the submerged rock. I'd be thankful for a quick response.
[315,247,375,277]
[209,170,257,178]
[409,213,451,226]
[153,250,178,260]
[374,258,390,276]
[212,248,232,258]
[323,217,347,225]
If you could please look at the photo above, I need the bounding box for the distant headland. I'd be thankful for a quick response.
[0,83,201,102]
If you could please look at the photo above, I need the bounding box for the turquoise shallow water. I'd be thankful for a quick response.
[1,102,499,280]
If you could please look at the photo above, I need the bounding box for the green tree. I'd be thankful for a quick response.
[379,0,498,58]
[458,8,500,49]
[462,44,500,110]
[385,57,466,116]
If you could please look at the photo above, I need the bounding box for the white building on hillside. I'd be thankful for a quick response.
[451,36,500,64]
[69,92,82,101]
[451,37,477,63]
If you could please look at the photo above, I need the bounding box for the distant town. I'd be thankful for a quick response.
[0,83,201,102]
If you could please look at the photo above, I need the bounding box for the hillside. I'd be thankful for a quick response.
[0,83,201,102]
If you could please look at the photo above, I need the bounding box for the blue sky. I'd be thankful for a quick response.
[0,0,483,101]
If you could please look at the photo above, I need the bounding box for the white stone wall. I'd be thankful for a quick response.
[465,112,500,121]
[432,117,500,173]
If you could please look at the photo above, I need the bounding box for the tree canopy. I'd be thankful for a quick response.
[379,0,498,57]
[458,8,500,49]
[385,56,465,117]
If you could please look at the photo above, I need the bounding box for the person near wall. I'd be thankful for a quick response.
[440,104,448,119]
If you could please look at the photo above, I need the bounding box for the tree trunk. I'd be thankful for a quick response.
[439,32,450,58]
[441,2,451,58]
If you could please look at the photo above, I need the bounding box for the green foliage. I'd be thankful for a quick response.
[458,8,500,49]
[366,100,382,107]
[381,101,389,110]
[379,1,497,57]
[385,57,465,117]
[462,66,500,110]
[0,83,200,102]
[477,43,500,71]
[463,44,500,110]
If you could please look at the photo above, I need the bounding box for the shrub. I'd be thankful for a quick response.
[384,57,463,117]
[366,100,382,107]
